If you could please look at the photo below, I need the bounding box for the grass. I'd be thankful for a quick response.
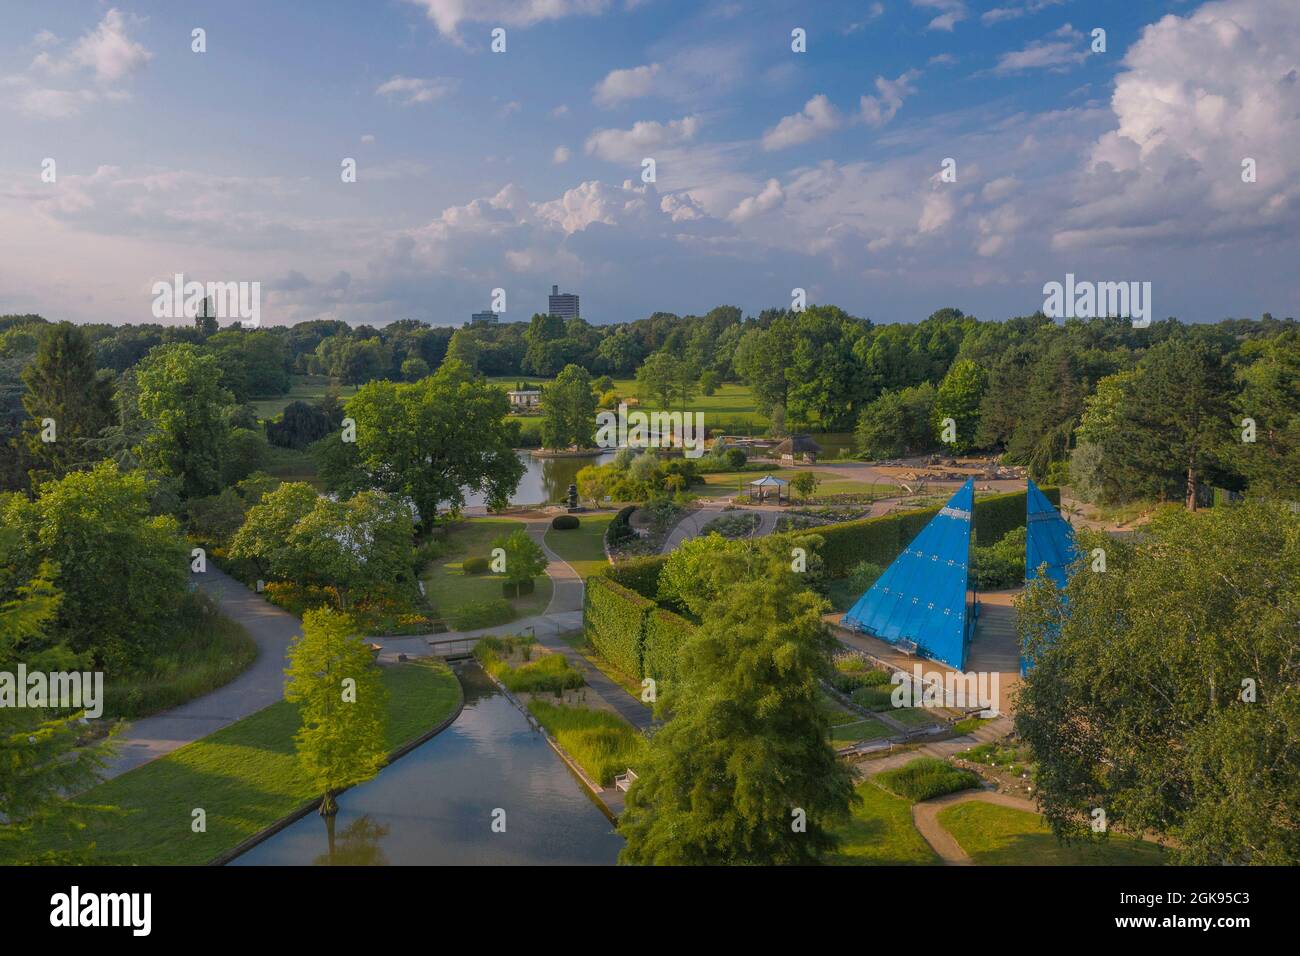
[525,699,647,786]
[952,716,992,735]
[875,757,981,802]
[828,781,939,866]
[421,518,552,623]
[474,636,585,694]
[936,802,1167,865]
[887,706,943,729]
[105,598,257,720]
[0,660,461,866]
[562,631,649,705]
[829,717,894,745]
[249,374,357,420]
[543,513,615,579]
[488,377,771,428]
[262,444,320,487]
[957,740,1033,777]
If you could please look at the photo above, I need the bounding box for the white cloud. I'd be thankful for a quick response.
[593,63,661,106]
[728,178,785,222]
[860,70,920,127]
[585,116,700,162]
[981,0,1064,26]
[994,24,1088,74]
[912,0,968,32]
[761,94,842,150]
[843,3,886,33]
[361,134,376,144]
[402,0,611,41]
[374,75,457,105]
[553,145,571,164]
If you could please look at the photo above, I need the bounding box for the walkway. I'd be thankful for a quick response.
[909,790,1039,865]
[100,565,301,780]
[659,502,782,553]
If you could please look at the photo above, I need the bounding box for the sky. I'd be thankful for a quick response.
[1,0,1297,328]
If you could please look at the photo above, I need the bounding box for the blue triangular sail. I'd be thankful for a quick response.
[1021,478,1078,674]
[842,479,974,669]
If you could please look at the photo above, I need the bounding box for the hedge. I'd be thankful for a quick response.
[551,514,579,530]
[462,556,489,575]
[605,555,667,599]
[606,504,637,545]
[643,607,696,684]
[584,575,653,679]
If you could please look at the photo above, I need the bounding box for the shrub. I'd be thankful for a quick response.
[643,607,696,684]
[551,514,580,530]
[584,575,652,677]
[852,685,897,711]
[606,504,637,545]
[462,556,489,575]
[526,700,648,786]
[846,561,886,595]
[875,757,981,802]
[972,525,1027,589]
[605,554,666,598]
[448,599,513,630]
[475,643,585,694]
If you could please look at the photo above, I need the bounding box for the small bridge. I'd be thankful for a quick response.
[426,635,485,660]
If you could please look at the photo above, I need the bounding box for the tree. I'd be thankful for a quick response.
[491,528,548,592]
[135,343,231,498]
[932,358,987,453]
[285,607,388,816]
[345,360,523,522]
[400,356,430,382]
[228,481,319,579]
[283,491,416,608]
[221,427,270,486]
[266,400,332,450]
[635,350,679,409]
[540,363,596,450]
[855,382,937,459]
[1,462,188,669]
[790,471,820,501]
[1229,330,1300,500]
[699,370,721,396]
[1016,502,1300,864]
[21,322,116,482]
[620,537,855,864]
[0,530,113,847]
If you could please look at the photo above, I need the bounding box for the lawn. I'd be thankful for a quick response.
[544,513,615,579]
[421,518,553,623]
[487,376,770,429]
[875,757,981,802]
[829,716,894,746]
[262,444,320,486]
[526,699,647,786]
[0,660,461,866]
[249,374,357,420]
[829,781,939,866]
[936,801,1168,866]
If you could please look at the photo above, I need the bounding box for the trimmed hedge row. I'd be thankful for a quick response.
[643,607,695,683]
[605,555,666,599]
[584,575,654,679]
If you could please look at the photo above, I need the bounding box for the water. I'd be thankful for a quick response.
[464,450,615,508]
[230,665,625,866]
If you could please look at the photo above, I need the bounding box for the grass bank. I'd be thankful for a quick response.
[544,513,615,579]
[0,660,460,866]
[526,699,646,786]
[829,781,939,866]
[421,518,552,624]
[936,801,1167,865]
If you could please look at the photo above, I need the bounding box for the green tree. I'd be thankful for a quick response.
[1229,330,1300,499]
[790,471,820,501]
[932,358,987,453]
[400,355,430,381]
[1016,502,1300,864]
[540,363,596,450]
[620,537,855,864]
[285,607,388,816]
[283,491,416,608]
[345,361,523,522]
[635,350,679,409]
[135,343,231,498]
[855,382,937,459]
[21,321,116,482]
[228,481,319,579]
[491,528,548,591]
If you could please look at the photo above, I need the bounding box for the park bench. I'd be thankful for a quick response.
[614,769,639,792]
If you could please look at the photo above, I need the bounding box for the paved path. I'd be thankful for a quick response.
[100,565,301,780]
[909,790,1040,865]
[659,502,782,553]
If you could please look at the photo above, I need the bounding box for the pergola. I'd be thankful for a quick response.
[749,474,789,504]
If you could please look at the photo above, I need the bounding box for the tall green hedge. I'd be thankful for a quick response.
[605,555,666,600]
[584,575,653,678]
[643,607,696,684]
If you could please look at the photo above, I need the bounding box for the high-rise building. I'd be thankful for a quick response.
[547,284,579,320]
[469,310,498,325]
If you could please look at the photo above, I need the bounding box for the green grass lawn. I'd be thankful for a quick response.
[487,377,770,428]
[421,518,553,623]
[262,444,320,487]
[888,706,944,728]
[250,374,357,420]
[0,660,460,866]
[829,717,894,745]
[936,801,1168,866]
[544,513,614,578]
[829,781,939,866]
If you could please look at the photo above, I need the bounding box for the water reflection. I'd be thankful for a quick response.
[464,451,615,508]
[230,665,624,866]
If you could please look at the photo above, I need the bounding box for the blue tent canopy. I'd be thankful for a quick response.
[842,479,975,669]
[1025,478,1077,590]
[1021,478,1078,674]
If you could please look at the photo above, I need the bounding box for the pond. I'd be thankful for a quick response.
[464,450,616,508]
[229,664,625,866]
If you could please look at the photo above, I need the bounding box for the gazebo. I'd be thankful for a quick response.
[748,474,789,504]
[775,434,822,463]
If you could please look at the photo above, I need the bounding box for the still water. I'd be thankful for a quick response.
[464,450,616,508]
[230,665,624,866]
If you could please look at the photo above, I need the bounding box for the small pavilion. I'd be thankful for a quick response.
[748,474,789,504]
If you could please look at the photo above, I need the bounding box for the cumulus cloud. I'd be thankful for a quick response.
[728,179,785,222]
[761,94,842,150]
[402,0,610,41]
[593,63,661,106]
[553,146,571,164]
[4,8,150,117]
[374,75,457,105]
[860,70,920,126]
[585,116,700,162]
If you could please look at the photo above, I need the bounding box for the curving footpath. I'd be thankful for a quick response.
[908,790,1040,865]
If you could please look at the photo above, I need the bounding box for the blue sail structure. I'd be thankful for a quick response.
[1021,478,1078,674]
[842,479,975,669]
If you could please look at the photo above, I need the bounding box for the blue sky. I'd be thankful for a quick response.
[1,0,1297,327]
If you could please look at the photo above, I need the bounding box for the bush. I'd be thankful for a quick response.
[448,599,513,630]
[606,555,666,598]
[474,643,586,694]
[551,514,580,530]
[846,560,886,595]
[606,504,637,545]
[972,525,1027,589]
[875,757,981,802]
[462,556,489,575]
